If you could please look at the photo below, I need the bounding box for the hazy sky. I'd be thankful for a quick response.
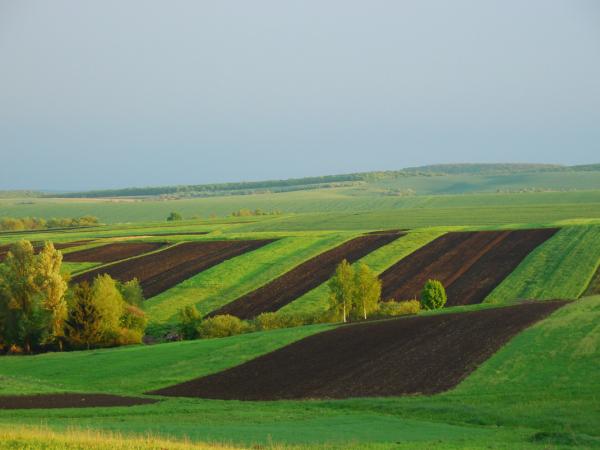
[0,0,599,190]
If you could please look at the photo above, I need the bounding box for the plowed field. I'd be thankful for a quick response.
[0,240,91,262]
[150,300,566,400]
[209,231,403,319]
[63,242,165,263]
[380,228,558,306]
[73,240,274,298]
[0,393,157,409]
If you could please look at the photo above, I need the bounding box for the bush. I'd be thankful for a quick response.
[420,279,447,310]
[115,327,143,346]
[177,305,202,339]
[120,305,147,332]
[117,279,144,306]
[378,299,421,317]
[197,315,249,339]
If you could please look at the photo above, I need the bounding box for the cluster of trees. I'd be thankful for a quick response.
[0,241,146,353]
[231,208,283,217]
[174,262,448,342]
[0,216,99,232]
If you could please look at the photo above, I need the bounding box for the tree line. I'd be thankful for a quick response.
[0,240,146,353]
[0,216,99,232]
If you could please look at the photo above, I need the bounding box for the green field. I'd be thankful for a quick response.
[2,169,600,449]
[485,225,600,303]
[0,297,598,448]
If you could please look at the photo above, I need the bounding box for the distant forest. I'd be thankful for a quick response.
[15,163,600,199]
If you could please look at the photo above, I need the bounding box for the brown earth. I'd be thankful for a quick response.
[0,240,92,262]
[149,300,567,400]
[208,231,403,319]
[380,228,558,306]
[0,393,157,409]
[63,242,165,263]
[72,240,275,298]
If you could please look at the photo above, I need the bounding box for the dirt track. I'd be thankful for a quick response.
[380,229,558,306]
[208,231,403,319]
[0,393,157,409]
[150,300,566,400]
[73,240,274,298]
[63,242,165,263]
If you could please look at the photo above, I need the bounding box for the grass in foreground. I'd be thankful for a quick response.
[0,298,598,448]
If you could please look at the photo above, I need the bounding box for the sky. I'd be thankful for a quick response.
[0,0,599,191]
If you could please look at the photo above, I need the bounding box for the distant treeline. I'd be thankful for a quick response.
[51,175,365,198]
[0,216,100,232]
[46,163,600,199]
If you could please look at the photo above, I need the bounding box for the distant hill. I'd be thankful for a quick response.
[48,163,599,199]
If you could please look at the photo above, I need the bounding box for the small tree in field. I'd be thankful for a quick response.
[420,279,447,310]
[352,263,381,320]
[166,212,182,222]
[328,260,355,323]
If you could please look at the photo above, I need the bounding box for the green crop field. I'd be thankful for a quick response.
[485,225,600,303]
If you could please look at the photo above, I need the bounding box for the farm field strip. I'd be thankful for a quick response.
[143,234,352,329]
[73,240,274,298]
[150,300,566,400]
[208,231,403,319]
[380,228,558,306]
[485,224,600,302]
[0,393,157,410]
[62,242,166,263]
[280,228,446,315]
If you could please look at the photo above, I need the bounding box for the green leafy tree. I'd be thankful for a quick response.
[352,262,382,320]
[178,305,203,340]
[420,279,447,310]
[35,242,68,349]
[166,212,183,221]
[328,259,355,323]
[91,274,124,340]
[117,279,144,306]
[64,282,104,349]
[0,241,68,352]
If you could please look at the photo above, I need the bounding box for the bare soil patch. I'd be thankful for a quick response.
[209,231,403,319]
[150,300,566,400]
[380,229,558,306]
[0,240,91,262]
[73,240,274,298]
[63,242,165,263]
[0,393,157,409]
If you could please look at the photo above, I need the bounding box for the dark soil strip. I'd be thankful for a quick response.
[150,300,566,400]
[0,240,92,262]
[63,242,166,263]
[0,393,157,409]
[380,229,558,306]
[73,240,275,298]
[208,232,403,319]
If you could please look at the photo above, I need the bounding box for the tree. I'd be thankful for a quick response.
[178,305,202,340]
[91,274,124,339]
[35,242,68,349]
[166,212,183,221]
[352,263,381,320]
[420,279,447,310]
[0,240,68,352]
[328,259,355,323]
[64,282,104,349]
[117,279,144,306]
